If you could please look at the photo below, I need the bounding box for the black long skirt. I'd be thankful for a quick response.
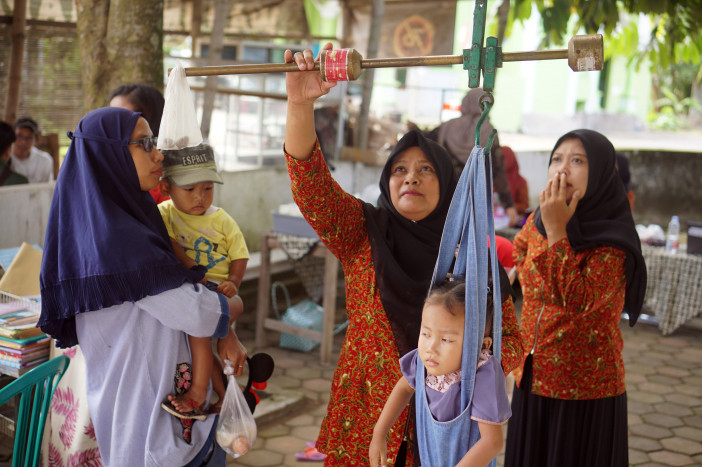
[504,355,629,467]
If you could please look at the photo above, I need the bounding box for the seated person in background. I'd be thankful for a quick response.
[424,89,518,227]
[158,143,249,416]
[0,121,28,186]
[616,153,635,212]
[11,117,54,183]
[494,235,517,285]
[502,146,529,221]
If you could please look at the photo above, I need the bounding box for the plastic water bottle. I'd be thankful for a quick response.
[665,215,680,254]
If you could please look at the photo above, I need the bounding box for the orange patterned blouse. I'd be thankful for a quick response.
[286,142,525,465]
[513,214,627,400]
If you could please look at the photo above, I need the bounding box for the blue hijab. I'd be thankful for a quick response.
[39,107,202,348]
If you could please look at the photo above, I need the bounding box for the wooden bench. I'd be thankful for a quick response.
[254,232,340,365]
[242,247,293,283]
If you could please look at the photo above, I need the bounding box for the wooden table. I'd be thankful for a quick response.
[255,232,340,364]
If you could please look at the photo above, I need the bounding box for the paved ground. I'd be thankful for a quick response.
[230,309,702,466]
[1,297,699,466]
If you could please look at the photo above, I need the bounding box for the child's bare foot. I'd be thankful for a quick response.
[167,387,207,414]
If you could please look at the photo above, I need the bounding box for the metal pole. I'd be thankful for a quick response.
[177,48,571,77]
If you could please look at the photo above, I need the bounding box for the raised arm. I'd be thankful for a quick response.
[284,43,337,160]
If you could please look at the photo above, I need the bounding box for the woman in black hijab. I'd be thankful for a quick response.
[282,43,525,465]
[505,129,646,467]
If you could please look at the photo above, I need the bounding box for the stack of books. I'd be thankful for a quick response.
[0,291,49,378]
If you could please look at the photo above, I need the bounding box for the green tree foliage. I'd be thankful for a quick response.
[512,0,702,71]
[512,0,702,129]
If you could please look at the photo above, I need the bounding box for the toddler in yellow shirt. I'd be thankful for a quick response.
[158,143,249,418]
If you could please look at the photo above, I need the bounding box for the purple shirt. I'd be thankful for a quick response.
[400,348,511,424]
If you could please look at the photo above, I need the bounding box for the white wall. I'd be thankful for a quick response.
[0,160,383,252]
[0,183,54,249]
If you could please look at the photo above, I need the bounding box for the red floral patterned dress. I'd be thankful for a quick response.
[512,214,627,399]
[286,142,525,465]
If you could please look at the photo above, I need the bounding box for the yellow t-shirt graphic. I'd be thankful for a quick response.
[159,200,249,282]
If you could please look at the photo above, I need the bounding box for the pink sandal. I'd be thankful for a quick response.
[295,442,326,462]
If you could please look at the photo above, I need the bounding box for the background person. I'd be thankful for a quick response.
[38,107,247,466]
[0,121,28,186]
[501,146,529,221]
[616,152,635,211]
[283,43,525,465]
[110,83,170,204]
[504,129,647,467]
[10,117,54,183]
[423,90,518,227]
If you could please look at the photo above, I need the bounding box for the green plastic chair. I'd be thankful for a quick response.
[0,355,70,467]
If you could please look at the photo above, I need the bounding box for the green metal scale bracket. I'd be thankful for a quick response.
[464,0,503,92]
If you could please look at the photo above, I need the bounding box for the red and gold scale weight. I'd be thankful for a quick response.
[173,34,604,83]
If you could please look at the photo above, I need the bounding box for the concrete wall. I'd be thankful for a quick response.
[0,160,383,252]
[619,150,702,227]
[515,149,702,228]
[2,150,697,252]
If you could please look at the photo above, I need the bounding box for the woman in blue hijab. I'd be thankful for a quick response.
[39,107,245,466]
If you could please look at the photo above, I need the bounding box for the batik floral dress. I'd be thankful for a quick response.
[512,214,627,399]
[286,142,524,465]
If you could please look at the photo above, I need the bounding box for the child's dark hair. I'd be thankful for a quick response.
[425,280,466,315]
[427,276,495,338]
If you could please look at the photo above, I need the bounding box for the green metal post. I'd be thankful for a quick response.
[467,1,487,88]
[464,0,503,91]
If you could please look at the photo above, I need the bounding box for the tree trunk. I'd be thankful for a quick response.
[191,0,202,58]
[3,0,27,123]
[357,0,384,151]
[200,0,228,139]
[496,0,510,46]
[76,0,164,113]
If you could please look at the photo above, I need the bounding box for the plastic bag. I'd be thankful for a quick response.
[215,360,257,458]
[158,60,203,150]
[271,281,349,352]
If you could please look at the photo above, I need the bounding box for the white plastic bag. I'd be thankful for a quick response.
[158,60,203,150]
[215,360,257,458]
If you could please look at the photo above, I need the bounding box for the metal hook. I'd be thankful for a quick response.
[485,129,497,155]
[474,92,494,147]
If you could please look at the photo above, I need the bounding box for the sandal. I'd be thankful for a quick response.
[161,397,209,421]
[295,442,326,462]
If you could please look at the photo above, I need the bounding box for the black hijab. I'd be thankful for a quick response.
[534,129,647,325]
[362,130,458,357]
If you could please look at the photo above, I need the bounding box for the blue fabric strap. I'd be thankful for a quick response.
[418,145,502,466]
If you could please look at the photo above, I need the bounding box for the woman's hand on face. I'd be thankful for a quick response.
[218,331,248,376]
[540,172,583,246]
[284,42,337,106]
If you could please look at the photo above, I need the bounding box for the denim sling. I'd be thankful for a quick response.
[415,145,503,466]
